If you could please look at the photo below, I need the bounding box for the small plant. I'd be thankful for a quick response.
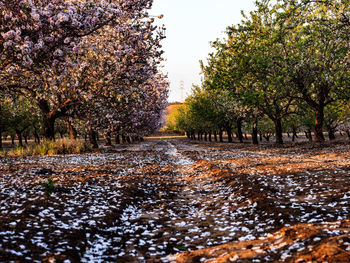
[41,178,55,196]
[2,149,8,157]
[13,145,25,156]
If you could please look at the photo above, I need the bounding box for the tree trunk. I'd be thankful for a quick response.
[0,130,2,149]
[197,132,201,141]
[227,128,233,143]
[89,127,98,149]
[208,132,212,142]
[43,115,56,140]
[16,131,23,147]
[264,135,270,141]
[66,118,77,140]
[214,131,218,142]
[327,127,336,141]
[274,119,284,145]
[115,134,120,144]
[204,132,208,141]
[244,133,248,140]
[11,135,15,145]
[237,117,243,139]
[219,130,223,142]
[104,132,112,146]
[314,108,325,143]
[292,127,297,142]
[24,135,28,145]
[259,131,263,142]
[307,130,313,142]
[252,121,259,145]
[186,132,191,139]
[34,132,40,144]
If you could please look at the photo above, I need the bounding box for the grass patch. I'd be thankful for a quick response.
[2,138,92,157]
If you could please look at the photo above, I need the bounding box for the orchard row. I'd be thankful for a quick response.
[0,0,168,148]
[170,0,349,144]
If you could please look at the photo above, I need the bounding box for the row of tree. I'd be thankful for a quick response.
[171,0,349,144]
[0,0,168,148]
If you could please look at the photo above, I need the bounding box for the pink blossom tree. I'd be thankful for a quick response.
[1,0,168,140]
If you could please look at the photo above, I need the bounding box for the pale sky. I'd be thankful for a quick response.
[151,0,256,102]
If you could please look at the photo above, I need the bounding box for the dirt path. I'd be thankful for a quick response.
[0,139,349,262]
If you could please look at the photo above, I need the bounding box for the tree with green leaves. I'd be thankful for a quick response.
[272,0,350,142]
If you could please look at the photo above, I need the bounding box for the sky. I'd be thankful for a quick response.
[151,0,256,103]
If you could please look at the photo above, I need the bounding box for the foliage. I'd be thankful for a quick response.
[0,0,169,142]
[41,178,55,196]
[175,0,349,144]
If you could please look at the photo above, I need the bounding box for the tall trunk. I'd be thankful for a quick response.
[244,133,248,140]
[204,132,208,141]
[197,132,201,141]
[274,118,284,145]
[11,135,15,145]
[34,131,40,144]
[314,108,325,143]
[186,132,191,139]
[66,118,77,140]
[219,130,223,142]
[237,118,244,143]
[115,134,120,144]
[214,131,218,142]
[43,115,56,140]
[252,121,259,145]
[259,131,263,142]
[89,127,98,149]
[0,130,2,149]
[307,130,313,142]
[327,127,336,141]
[24,135,28,145]
[16,131,23,147]
[208,132,212,142]
[292,127,297,142]
[227,128,233,143]
[104,132,112,146]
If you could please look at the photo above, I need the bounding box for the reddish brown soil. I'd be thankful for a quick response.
[0,139,349,262]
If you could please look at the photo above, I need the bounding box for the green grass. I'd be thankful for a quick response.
[1,138,92,157]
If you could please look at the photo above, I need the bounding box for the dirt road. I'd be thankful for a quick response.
[0,139,349,262]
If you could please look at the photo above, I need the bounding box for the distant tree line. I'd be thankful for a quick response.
[171,0,349,144]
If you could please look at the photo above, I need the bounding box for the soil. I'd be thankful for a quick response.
[0,139,349,262]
